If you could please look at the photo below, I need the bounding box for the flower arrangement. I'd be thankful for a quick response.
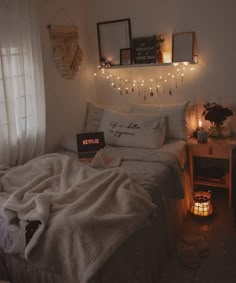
[202,102,233,126]
[202,102,233,138]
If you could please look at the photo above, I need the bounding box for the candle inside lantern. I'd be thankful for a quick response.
[198,119,202,128]
[190,191,213,217]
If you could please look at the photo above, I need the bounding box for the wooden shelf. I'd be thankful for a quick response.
[104,61,196,69]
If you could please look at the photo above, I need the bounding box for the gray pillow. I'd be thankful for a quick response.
[131,101,189,140]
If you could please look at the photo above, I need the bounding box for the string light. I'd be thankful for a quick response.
[94,63,197,99]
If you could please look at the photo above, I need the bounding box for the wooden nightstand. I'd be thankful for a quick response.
[187,137,236,208]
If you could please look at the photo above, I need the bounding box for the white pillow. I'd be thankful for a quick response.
[131,101,188,140]
[84,102,130,132]
[99,109,167,149]
[61,135,77,152]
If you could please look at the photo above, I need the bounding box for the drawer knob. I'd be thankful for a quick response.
[208,147,213,155]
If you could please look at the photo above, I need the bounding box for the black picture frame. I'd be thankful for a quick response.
[97,18,132,66]
[172,32,194,62]
[120,48,132,65]
[132,35,157,64]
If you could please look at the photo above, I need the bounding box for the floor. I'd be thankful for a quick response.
[160,188,236,283]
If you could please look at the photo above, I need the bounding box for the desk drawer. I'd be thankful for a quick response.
[190,144,230,158]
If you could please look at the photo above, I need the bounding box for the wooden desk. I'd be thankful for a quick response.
[187,138,236,208]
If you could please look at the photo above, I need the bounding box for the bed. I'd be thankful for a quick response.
[0,101,190,283]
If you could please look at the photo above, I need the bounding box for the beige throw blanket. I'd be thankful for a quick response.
[0,153,156,283]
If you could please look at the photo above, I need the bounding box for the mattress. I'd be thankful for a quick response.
[0,139,187,283]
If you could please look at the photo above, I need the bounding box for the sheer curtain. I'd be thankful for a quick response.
[0,0,46,169]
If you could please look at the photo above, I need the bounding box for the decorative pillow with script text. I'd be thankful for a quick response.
[99,109,167,149]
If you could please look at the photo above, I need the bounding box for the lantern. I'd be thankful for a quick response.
[190,191,213,217]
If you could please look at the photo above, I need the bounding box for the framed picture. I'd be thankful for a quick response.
[120,48,132,65]
[97,18,132,66]
[172,32,194,62]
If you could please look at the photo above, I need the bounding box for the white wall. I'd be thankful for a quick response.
[39,0,236,151]
[84,0,236,129]
[39,0,96,152]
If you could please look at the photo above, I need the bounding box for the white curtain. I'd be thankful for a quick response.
[0,0,46,169]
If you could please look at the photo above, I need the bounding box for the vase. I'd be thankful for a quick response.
[208,123,224,139]
[157,50,163,63]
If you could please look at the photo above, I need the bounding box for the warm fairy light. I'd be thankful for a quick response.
[93,63,198,97]
[183,62,189,66]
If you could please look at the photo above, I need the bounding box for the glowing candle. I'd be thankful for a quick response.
[198,119,202,128]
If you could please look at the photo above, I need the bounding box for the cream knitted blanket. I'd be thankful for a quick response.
[0,153,156,283]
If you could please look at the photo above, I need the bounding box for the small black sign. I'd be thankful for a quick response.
[132,35,157,64]
[76,132,105,158]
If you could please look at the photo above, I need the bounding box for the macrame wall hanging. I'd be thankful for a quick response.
[48,25,83,80]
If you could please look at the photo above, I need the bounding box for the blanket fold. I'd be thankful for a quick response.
[0,153,156,283]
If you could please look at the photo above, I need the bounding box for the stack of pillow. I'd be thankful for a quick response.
[62,101,189,152]
[83,101,188,150]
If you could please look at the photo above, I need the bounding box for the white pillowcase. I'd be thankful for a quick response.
[61,135,77,152]
[131,101,188,140]
[99,109,167,149]
[84,102,130,132]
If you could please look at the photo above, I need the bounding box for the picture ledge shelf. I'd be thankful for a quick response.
[105,61,197,69]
